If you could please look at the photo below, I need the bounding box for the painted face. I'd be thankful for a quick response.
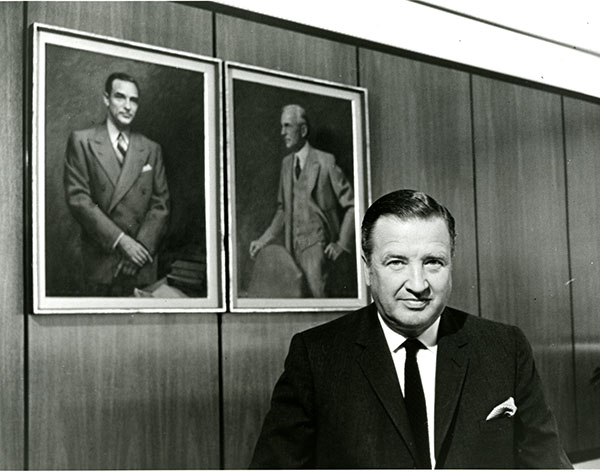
[280,108,307,151]
[363,215,453,337]
[103,79,139,130]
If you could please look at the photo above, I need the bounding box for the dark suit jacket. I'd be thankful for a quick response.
[250,304,572,469]
[64,125,170,286]
[257,144,354,253]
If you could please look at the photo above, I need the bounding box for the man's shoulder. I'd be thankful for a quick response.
[70,125,101,141]
[461,308,517,332]
[131,131,160,149]
[296,305,372,344]
[282,152,294,165]
[309,146,335,164]
[443,306,525,346]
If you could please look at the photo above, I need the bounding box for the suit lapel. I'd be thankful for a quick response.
[109,132,146,213]
[303,146,321,193]
[434,308,470,459]
[89,126,121,186]
[355,304,420,464]
[282,154,293,208]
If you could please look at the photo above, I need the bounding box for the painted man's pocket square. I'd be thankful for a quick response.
[142,164,153,172]
[486,396,517,421]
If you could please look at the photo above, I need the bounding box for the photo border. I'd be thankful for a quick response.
[31,23,225,314]
[225,61,371,312]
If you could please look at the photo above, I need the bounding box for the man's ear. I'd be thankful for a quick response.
[102,92,110,107]
[361,252,371,286]
[300,123,308,139]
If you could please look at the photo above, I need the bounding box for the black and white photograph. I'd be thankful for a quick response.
[31,24,223,313]
[225,62,370,311]
[0,2,598,470]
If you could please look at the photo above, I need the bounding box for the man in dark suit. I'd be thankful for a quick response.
[249,104,354,298]
[250,189,572,469]
[64,72,170,296]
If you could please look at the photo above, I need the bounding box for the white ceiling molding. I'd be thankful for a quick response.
[215,0,600,99]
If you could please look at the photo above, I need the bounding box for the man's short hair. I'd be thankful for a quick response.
[282,104,310,135]
[361,189,456,261]
[105,72,140,96]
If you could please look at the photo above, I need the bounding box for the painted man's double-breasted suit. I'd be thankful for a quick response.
[64,125,170,291]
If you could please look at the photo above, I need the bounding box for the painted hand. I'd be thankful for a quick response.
[118,234,153,267]
[324,242,344,261]
[249,240,265,259]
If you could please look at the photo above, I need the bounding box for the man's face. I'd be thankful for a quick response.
[363,215,453,337]
[103,79,139,129]
[280,108,307,152]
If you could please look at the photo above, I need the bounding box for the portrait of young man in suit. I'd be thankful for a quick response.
[250,189,572,469]
[64,72,170,297]
[248,104,355,298]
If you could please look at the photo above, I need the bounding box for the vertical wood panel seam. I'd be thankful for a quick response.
[212,9,218,58]
[468,74,482,317]
[560,95,580,450]
[212,10,226,470]
[355,46,361,87]
[22,2,30,469]
[218,312,225,470]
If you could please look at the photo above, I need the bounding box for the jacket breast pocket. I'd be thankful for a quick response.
[472,416,516,468]
[136,169,153,187]
[479,415,514,433]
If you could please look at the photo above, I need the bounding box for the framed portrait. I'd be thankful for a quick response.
[225,62,371,312]
[31,23,224,313]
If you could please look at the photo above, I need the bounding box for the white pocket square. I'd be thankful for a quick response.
[486,396,517,421]
[142,164,153,172]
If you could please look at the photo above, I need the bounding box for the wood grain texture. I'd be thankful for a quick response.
[0,2,25,469]
[216,13,357,469]
[28,1,213,56]
[563,97,600,451]
[28,314,220,469]
[216,14,357,84]
[472,76,576,449]
[359,48,478,315]
[26,2,220,469]
[221,312,341,468]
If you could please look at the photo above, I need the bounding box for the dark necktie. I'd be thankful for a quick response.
[116,132,128,165]
[294,155,301,179]
[403,338,432,469]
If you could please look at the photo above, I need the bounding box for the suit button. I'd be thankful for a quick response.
[101,185,106,191]
[141,189,147,196]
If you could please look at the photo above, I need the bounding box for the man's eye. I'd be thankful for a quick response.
[386,259,404,267]
[425,259,444,267]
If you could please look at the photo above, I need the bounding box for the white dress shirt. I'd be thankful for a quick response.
[294,141,309,176]
[377,312,440,469]
[106,119,130,161]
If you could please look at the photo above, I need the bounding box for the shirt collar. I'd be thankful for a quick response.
[294,141,310,168]
[106,119,129,145]
[377,311,441,353]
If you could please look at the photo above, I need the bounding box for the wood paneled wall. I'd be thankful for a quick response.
[0,2,597,469]
[359,49,478,315]
[472,77,577,449]
[215,14,358,468]
[0,2,25,469]
[25,3,220,469]
[564,97,600,450]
